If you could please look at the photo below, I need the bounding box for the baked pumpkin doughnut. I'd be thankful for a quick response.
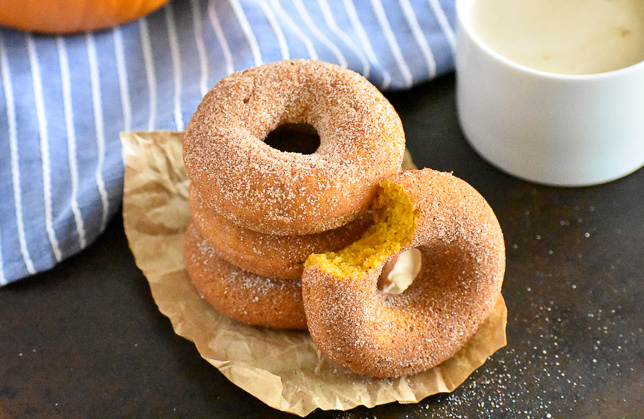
[184,221,307,330]
[302,169,505,378]
[189,185,372,280]
[183,59,406,236]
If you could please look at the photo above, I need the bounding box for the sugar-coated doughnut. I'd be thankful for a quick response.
[184,222,307,330]
[183,59,406,236]
[189,185,372,280]
[302,169,505,378]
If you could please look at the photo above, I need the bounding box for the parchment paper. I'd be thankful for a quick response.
[121,131,507,416]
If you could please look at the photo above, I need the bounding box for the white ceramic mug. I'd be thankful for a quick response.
[455,0,644,187]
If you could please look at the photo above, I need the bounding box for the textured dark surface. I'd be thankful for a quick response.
[1,73,643,418]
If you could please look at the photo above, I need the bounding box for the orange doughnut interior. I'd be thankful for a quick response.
[305,180,416,278]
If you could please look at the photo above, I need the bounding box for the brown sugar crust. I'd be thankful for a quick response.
[182,59,406,236]
[302,169,506,378]
[184,221,307,330]
[189,185,373,280]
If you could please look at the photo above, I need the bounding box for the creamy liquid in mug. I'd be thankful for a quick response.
[470,0,644,75]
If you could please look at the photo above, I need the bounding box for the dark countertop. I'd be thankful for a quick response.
[2,73,643,418]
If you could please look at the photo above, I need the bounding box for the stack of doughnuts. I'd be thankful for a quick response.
[183,60,505,378]
[183,60,406,330]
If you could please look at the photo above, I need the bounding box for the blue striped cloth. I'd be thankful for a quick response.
[0,0,456,286]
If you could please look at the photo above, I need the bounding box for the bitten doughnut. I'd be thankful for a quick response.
[302,169,505,378]
[189,185,372,280]
[183,59,406,236]
[184,221,307,330]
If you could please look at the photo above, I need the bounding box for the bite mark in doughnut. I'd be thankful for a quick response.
[183,59,406,236]
[184,221,307,330]
[189,185,373,280]
[302,169,505,378]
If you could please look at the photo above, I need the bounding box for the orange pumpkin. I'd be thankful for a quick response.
[0,0,170,34]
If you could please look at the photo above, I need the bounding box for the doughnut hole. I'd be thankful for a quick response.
[305,180,417,279]
[263,122,321,155]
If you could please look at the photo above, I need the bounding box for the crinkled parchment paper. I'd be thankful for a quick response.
[121,131,507,416]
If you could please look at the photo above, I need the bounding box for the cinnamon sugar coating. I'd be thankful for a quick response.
[189,185,372,280]
[302,169,506,378]
[183,59,406,236]
[184,221,307,330]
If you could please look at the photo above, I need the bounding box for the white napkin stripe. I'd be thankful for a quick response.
[57,36,87,250]
[86,33,110,233]
[292,0,348,68]
[27,34,63,263]
[316,0,370,76]
[371,0,413,88]
[113,26,133,132]
[427,0,456,54]
[1,34,36,276]
[164,3,184,131]
[139,17,157,131]
[399,0,437,79]
[269,0,318,60]
[191,0,211,98]
[255,0,291,61]
[342,0,391,89]
[208,0,235,76]
[230,0,264,66]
